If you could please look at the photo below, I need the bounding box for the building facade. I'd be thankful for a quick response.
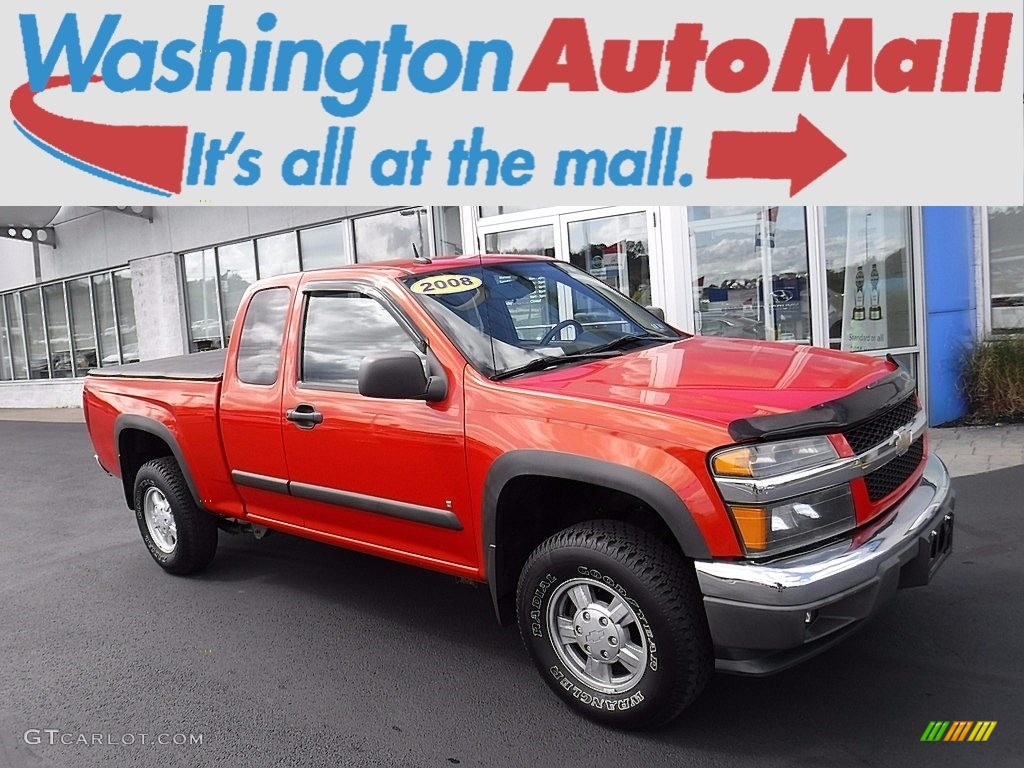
[0,205,1021,424]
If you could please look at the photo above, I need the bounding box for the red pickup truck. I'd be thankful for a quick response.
[84,255,954,728]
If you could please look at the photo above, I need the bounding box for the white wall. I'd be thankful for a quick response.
[0,379,83,408]
[0,238,36,291]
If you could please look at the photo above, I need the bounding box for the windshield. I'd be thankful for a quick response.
[402,259,682,379]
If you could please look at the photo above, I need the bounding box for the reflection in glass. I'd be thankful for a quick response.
[434,206,463,256]
[988,206,1024,331]
[68,277,98,375]
[822,207,914,351]
[890,353,918,382]
[91,273,120,366]
[0,308,11,381]
[4,294,28,380]
[568,212,651,305]
[236,289,290,386]
[183,249,222,352]
[256,232,300,278]
[42,284,72,379]
[21,290,49,379]
[114,270,139,363]
[484,225,555,257]
[218,241,257,340]
[690,207,811,343]
[303,293,421,385]
[354,209,429,263]
[479,206,536,218]
[300,223,347,271]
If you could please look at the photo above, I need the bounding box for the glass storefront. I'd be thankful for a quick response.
[183,249,222,353]
[181,208,463,353]
[42,283,73,379]
[113,269,139,364]
[299,223,348,271]
[0,267,137,382]
[822,207,915,351]
[477,204,924,387]
[218,240,257,341]
[91,272,120,366]
[353,208,430,263]
[689,207,811,343]
[68,278,98,373]
[256,232,300,279]
[484,225,556,257]
[568,212,652,305]
[987,206,1024,332]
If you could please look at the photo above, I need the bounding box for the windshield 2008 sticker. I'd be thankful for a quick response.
[410,275,483,295]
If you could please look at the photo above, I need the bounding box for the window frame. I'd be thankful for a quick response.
[296,280,427,394]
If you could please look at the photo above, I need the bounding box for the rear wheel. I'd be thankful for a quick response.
[133,457,218,575]
[516,520,712,729]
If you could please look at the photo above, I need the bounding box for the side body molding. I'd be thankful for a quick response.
[482,450,711,623]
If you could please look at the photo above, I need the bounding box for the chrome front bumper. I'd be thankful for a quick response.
[694,453,955,674]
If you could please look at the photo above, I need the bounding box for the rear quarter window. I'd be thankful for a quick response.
[236,288,290,386]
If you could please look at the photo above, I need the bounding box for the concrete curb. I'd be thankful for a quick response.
[0,408,85,423]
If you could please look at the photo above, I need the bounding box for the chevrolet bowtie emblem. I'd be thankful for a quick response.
[892,425,914,456]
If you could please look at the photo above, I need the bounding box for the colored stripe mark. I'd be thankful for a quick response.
[921,721,997,742]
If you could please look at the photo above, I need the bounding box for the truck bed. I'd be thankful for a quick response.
[88,349,226,381]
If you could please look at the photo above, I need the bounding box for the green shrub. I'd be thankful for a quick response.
[963,336,1024,422]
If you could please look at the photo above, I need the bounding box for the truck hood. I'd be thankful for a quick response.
[510,337,895,432]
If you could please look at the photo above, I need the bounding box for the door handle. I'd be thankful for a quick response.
[286,404,324,429]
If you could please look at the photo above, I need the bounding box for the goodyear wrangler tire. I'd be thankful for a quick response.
[516,520,712,729]
[134,457,218,575]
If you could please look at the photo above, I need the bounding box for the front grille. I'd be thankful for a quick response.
[864,438,924,501]
[841,396,918,454]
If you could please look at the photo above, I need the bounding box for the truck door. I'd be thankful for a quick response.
[279,281,476,574]
[220,286,303,528]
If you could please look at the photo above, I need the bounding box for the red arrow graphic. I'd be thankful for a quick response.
[707,115,847,196]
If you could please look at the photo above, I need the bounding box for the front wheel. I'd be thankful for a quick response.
[516,521,712,729]
[134,457,218,575]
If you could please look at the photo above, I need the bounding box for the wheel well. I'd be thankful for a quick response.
[118,428,175,507]
[491,475,684,623]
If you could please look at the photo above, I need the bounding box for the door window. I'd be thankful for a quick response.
[301,292,423,387]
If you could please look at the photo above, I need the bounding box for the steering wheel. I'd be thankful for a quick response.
[540,319,585,345]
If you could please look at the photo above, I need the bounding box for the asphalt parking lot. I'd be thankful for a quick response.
[0,421,1020,768]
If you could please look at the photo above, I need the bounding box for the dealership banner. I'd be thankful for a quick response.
[0,0,1021,204]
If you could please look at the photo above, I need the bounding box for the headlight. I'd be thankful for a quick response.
[711,436,838,479]
[727,485,856,557]
[711,437,854,557]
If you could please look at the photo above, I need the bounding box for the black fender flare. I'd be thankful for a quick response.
[114,414,203,509]
[482,450,711,624]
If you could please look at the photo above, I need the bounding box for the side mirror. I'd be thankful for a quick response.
[646,306,666,321]
[358,352,444,402]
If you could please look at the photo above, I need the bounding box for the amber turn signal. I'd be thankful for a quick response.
[712,448,753,477]
[730,506,768,551]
